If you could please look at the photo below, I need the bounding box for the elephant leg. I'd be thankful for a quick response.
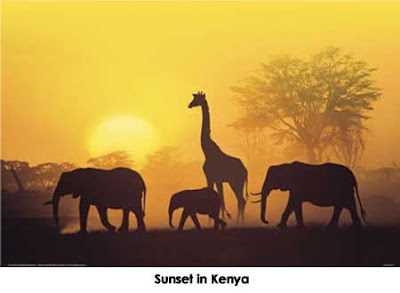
[277,197,295,229]
[216,182,226,219]
[79,198,90,233]
[178,210,189,231]
[213,216,219,230]
[132,206,146,232]
[118,209,130,232]
[211,215,227,230]
[348,202,362,229]
[190,214,202,230]
[294,203,304,229]
[96,206,115,232]
[326,206,343,230]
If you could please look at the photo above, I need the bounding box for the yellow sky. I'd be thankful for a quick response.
[2,1,400,168]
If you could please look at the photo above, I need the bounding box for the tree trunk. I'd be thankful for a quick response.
[10,166,24,192]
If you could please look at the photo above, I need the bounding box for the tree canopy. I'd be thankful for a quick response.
[231,47,381,166]
[1,160,76,191]
[86,151,135,169]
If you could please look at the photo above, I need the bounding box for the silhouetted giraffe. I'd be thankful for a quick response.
[188,91,248,223]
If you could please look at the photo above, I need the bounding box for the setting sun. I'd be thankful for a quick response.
[88,116,159,165]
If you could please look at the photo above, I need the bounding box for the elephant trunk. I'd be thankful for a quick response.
[43,189,61,226]
[168,202,176,229]
[261,187,271,224]
[52,195,60,226]
[51,193,60,226]
[168,194,183,229]
[51,181,64,227]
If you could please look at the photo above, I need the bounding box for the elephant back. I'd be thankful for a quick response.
[79,168,146,207]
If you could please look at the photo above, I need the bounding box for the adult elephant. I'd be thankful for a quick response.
[252,162,366,229]
[44,167,146,233]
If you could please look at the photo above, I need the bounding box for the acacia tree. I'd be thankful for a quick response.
[233,128,271,171]
[33,162,77,189]
[87,151,134,169]
[231,47,381,165]
[1,160,30,191]
[2,160,78,191]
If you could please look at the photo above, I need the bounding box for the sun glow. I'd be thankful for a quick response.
[88,116,160,166]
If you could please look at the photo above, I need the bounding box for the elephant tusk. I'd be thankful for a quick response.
[43,200,53,206]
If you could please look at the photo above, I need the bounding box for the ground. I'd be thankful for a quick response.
[2,218,399,266]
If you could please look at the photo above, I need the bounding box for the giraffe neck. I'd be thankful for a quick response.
[201,101,211,140]
[200,100,222,157]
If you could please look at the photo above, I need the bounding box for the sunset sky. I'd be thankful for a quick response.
[2,1,400,168]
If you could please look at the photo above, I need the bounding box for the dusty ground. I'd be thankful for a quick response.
[2,217,399,266]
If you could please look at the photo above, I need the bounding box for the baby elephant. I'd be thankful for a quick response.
[168,187,230,231]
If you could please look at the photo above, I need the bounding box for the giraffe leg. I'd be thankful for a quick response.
[229,181,246,224]
[205,176,215,189]
[205,177,215,227]
[216,182,225,219]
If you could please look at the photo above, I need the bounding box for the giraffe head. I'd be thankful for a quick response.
[188,91,206,108]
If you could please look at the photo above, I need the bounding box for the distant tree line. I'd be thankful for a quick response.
[1,151,133,192]
[1,160,77,192]
[1,149,203,193]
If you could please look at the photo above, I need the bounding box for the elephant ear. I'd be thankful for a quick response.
[69,169,87,195]
[274,164,292,191]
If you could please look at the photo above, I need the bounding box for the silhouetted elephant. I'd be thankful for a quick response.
[44,168,146,233]
[169,187,230,231]
[252,162,366,229]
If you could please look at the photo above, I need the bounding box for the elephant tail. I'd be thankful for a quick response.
[354,180,367,224]
[142,183,146,215]
[245,176,249,200]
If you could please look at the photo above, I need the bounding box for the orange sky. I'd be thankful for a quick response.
[2,1,400,168]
